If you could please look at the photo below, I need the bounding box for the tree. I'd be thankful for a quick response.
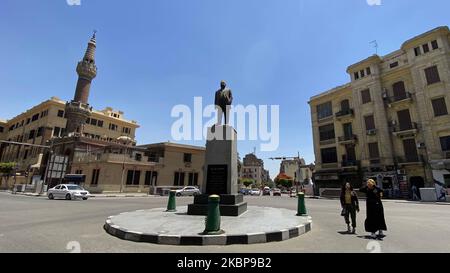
[274,173,294,189]
[0,162,16,189]
[241,178,255,188]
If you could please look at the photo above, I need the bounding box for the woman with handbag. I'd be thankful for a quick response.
[340,182,359,234]
[359,179,387,239]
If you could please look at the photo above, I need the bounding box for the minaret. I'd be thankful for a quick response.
[64,32,97,136]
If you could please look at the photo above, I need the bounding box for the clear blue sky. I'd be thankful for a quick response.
[1,0,449,178]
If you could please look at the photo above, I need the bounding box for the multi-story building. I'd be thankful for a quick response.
[0,97,139,170]
[280,157,312,184]
[309,26,450,198]
[70,142,205,193]
[240,153,270,186]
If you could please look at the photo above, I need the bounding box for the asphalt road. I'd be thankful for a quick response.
[0,192,449,253]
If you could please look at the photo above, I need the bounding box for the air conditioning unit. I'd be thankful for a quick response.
[397,169,406,175]
[382,90,388,99]
[366,129,377,136]
[391,120,397,126]
[417,142,426,149]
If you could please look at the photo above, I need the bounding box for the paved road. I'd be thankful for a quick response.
[0,192,449,253]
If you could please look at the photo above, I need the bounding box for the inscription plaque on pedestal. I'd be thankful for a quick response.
[205,165,228,194]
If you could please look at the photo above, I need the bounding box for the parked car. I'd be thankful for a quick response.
[272,188,282,196]
[175,186,201,196]
[239,188,251,195]
[47,184,90,200]
[250,188,261,196]
[289,190,297,198]
[262,187,271,196]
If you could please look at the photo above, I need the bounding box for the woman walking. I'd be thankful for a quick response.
[360,179,387,238]
[340,182,359,234]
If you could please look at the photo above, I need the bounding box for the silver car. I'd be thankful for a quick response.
[175,186,201,196]
[47,184,91,200]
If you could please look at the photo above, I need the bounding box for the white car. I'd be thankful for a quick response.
[47,184,90,200]
[175,186,201,196]
[250,188,261,196]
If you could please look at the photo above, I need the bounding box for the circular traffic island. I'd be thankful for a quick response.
[104,206,312,246]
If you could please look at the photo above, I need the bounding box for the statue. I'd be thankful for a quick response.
[214,80,233,125]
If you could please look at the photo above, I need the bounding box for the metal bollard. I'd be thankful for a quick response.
[166,190,177,212]
[203,195,224,235]
[296,192,308,216]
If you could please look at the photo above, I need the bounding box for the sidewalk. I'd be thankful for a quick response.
[315,195,450,205]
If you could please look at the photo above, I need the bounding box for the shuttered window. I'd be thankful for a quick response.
[425,66,441,85]
[361,89,371,104]
[368,142,380,159]
[321,147,338,164]
[364,115,375,131]
[431,98,448,117]
[319,124,335,141]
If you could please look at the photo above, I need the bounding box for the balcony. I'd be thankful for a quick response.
[387,92,413,107]
[335,109,354,120]
[391,122,418,137]
[338,135,357,144]
[366,129,377,136]
[341,160,360,170]
[396,155,424,166]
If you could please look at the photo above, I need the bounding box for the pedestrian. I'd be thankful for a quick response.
[360,179,387,239]
[439,186,447,201]
[411,185,419,201]
[340,182,359,234]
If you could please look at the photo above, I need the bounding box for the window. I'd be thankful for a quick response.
[40,110,48,118]
[366,67,371,75]
[390,62,399,69]
[432,98,448,117]
[145,171,153,186]
[122,127,131,134]
[354,72,359,80]
[425,66,441,85]
[423,44,430,53]
[340,99,350,111]
[126,170,141,185]
[36,127,44,137]
[97,120,103,127]
[53,127,61,137]
[317,102,333,119]
[440,136,450,151]
[28,130,35,140]
[361,89,371,104]
[360,69,365,78]
[188,172,199,186]
[31,113,39,122]
[319,124,335,141]
[90,118,98,126]
[135,153,142,161]
[91,169,100,185]
[109,123,118,131]
[431,40,439,50]
[343,123,353,138]
[321,147,338,164]
[0,126,3,133]
[392,81,406,99]
[368,142,380,159]
[75,170,83,174]
[414,47,421,56]
[364,115,375,131]
[183,153,192,163]
[57,110,64,117]
[173,172,185,186]
[26,118,30,125]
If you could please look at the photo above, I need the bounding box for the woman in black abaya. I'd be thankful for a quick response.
[359,179,387,238]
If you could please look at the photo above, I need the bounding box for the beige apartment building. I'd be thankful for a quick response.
[280,158,312,184]
[309,26,450,198]
[70,142,205,194]
[240,153,270,187]
[0,96,139,175]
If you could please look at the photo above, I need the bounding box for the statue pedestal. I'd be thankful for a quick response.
[187,125,247,216]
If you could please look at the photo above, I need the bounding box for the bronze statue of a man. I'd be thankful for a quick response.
[215,80,233,125]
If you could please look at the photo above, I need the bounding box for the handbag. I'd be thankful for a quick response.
[340,208,347,216]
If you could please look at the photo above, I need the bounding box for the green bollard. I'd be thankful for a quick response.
[202,195,224,235]
[166,190,177,212]
[296,192,308,216]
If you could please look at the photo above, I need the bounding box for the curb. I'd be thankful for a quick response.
[104,213,312,246]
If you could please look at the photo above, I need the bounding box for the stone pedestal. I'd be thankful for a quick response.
[187,125,247,216]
